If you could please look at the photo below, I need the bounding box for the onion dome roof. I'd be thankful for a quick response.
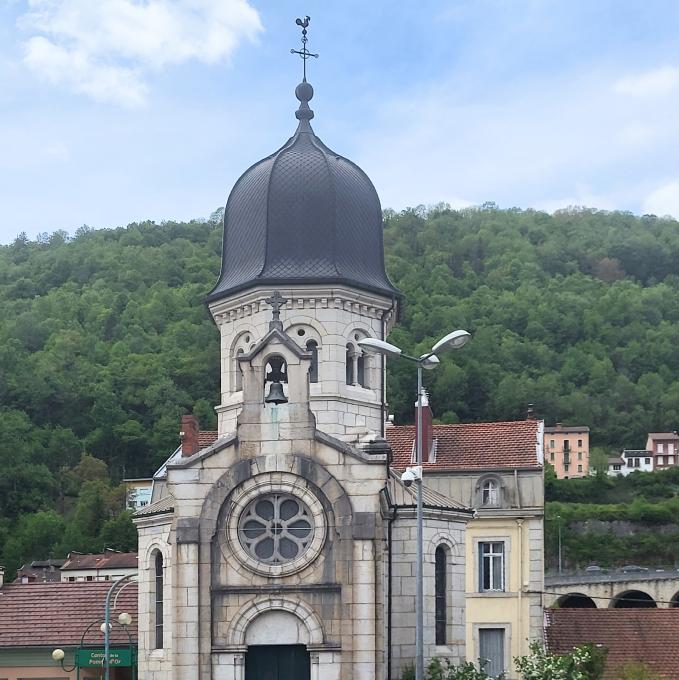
[207,81,399,302]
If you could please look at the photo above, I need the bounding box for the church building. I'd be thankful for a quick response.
[133,53,478,679]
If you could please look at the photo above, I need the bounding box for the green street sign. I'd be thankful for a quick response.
[75,648,133,667]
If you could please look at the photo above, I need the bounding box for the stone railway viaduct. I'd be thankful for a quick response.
[544,571,679,608]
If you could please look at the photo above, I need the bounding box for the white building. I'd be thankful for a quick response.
[607,450,654,476]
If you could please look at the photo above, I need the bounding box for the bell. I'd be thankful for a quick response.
[265,381,288,405]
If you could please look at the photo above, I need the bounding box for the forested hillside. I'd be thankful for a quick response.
[2,204,679,574]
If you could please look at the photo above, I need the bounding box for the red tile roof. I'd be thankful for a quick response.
[386,420,542,471]
[546,609,679,679]
[198,431,219,447]
[0,581,137,647]
[62,550,138,571]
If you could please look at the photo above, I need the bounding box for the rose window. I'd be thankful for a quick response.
[237,494,314,564]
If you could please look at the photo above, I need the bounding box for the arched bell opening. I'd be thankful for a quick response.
[555,593,597,608]
[264,354,288,405]
[610,590,657,608]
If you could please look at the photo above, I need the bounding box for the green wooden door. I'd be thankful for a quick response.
[245,645,310,680]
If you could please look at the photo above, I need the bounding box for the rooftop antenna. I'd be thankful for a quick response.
[290,16,318,82]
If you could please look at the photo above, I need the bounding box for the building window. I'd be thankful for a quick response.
[550,452,554,461]
[627,458,633,467]
[658,456,664,465]
[670,443,675,454]
[154,551,164,650]
[435,546,447,645]
[563,439,570,450]
[235,348,244,391]
[669,456,675,465]
[357,352,366,387]
[645,458,651,465]
[549,439,554,448]
[613,464,621,471]
[306,340,318,383]
[479,542,504,592]
[578,439,583,447]
[479,628,505,678]
[564,463,569,472]
[635,458,641,468]
[657,443,664,453]
[578,452,582,460]
[345,344,354,385]
[577,464,583,472]
[482,480,499,506]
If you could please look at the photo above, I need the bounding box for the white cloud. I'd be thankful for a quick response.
[614,66,679,98]
[18,0,262,106]
[355,62,679,214]
[642,180,679,218]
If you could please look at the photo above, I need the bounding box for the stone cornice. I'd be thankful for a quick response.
[208,285,396,325]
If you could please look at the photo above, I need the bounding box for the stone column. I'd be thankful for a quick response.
[174,518,201,680]
[352,539,377,678]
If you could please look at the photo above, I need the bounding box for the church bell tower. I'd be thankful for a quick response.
[207,55,400,443]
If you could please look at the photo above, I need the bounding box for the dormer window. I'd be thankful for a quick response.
[482,480,499,506]
[477,476,502,508]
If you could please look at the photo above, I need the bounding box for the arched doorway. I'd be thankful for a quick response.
[244,609,312,680]
[556,592,597,608]
[611,590,657,608]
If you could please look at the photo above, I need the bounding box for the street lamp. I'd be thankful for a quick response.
[359,329,471,680]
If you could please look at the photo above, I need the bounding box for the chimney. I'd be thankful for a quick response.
[526,404,535,420]
[414,391,434,462]
[180,415,200,457]
[0,566,4,588]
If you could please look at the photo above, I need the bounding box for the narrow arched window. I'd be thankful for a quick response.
[346,344,354,385]
[154,551,164,649]
[482,480,498,506]
[435,545,447,645]
[357,352,366,388]
[235,348,244,391]
[306,340,319,383]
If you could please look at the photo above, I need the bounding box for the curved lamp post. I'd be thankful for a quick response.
[359,329,471,680]
[52,611,133,677]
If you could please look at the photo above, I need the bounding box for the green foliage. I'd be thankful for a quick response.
[99,511,138,552]
[3,207,679,571]
[1,511,66,575]
[546,466,679,568]
[427,658,497,679]
[514,642,606,680]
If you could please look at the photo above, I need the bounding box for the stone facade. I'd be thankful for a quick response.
[208,285,396,442]
[135,322,471,679]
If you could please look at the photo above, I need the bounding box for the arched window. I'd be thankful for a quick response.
[306,340,319,383]
[153,551,164,649]
[235,348,244,391]
[357,352,366,388]
[482,479,499,506]
[435,545,447,645]
[346,344,355,385]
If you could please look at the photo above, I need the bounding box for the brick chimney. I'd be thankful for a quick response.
[180,415,200,457]
[414,391,434,462]
[526,403,535,420]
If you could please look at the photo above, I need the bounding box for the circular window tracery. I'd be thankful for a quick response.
[238,494,314,564]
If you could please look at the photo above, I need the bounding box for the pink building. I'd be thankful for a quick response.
[646,432,679,470]
[544,424,590,479]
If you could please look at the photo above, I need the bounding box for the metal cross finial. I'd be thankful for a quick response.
[265,290,288,331]
[290,16,318,82]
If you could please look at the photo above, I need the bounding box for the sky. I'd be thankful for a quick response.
[2,0,679,244]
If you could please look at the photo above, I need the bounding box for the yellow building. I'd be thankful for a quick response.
[388,415,545,677]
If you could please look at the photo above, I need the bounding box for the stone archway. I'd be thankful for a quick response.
[610,590,657,608]
[556,592,597,608]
